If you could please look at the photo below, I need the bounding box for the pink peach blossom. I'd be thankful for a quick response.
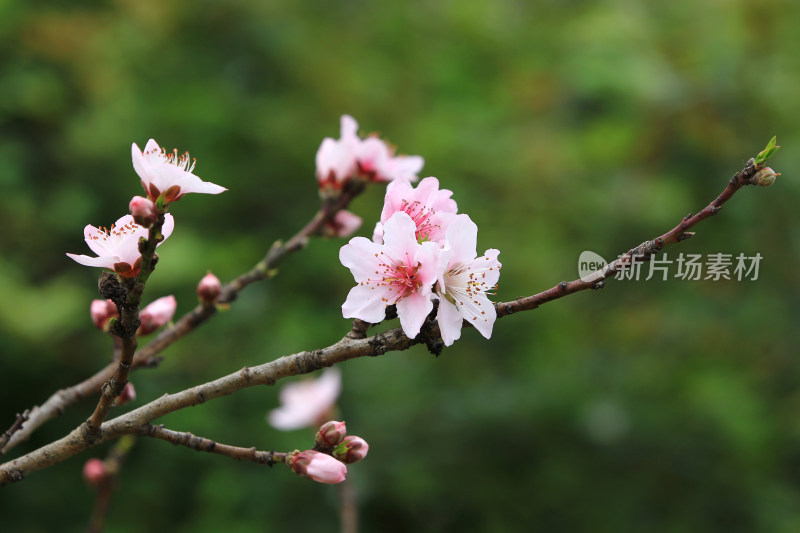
[341,211,439,338]
[435,215,501,346]
[82,458,108,487]
[373,177,458,244]
[268,368,341,431]
[138,295,177,335]
[289,450,347,484]
[116,382,136,406]
[129,195,158,227]
[316,115,424,188]
[132,139,226,203]
[66,214,175,277]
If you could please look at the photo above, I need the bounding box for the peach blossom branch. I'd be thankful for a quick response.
[1,186,362,455]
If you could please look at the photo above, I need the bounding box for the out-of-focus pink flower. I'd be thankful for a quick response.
[373,177,458,244]
[315,421,347,448]
[132,139,227,204]
[83,458,108,487]
[334,436,369,464]
[116,382,136,406]
[316,115,424,189]
[268,368,341,431]
[340,212,439,338]
[288,450,347,484]
[66,214,175,278]
[324,210,363,238]
[129,195,158,227]
[90,299,118,330]
[435,215,501,346]
[138,295,177,335]
[197,272,222,303]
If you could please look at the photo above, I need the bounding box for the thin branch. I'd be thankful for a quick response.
[0,411,29,455]
[497,157,762,317]
[0,153,775,485]
[0,187,361,455]
[86,435,136,533]
[136,424,283,465]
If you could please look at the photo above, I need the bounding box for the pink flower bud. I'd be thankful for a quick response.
[197,272,222,303]
[288,450,347,484]
[90,299,118,330]
[138,295,177,335]
[129,196,158,227]
[334,436,369,464]
[324,210,362,238]
[116,382,136,406]
[315,421,347,448]
[83,458,109,487]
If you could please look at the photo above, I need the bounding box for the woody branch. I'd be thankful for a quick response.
[0,183,363,455]
[0,148,778,486]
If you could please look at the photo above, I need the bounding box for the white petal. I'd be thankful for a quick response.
[436,296,464,346]
[341,284,391,324]
[396,290,433,339]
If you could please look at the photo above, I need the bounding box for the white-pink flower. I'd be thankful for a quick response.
[289,450,347,484]
[132,139,226,203]
[268,368,341,431]
[434,215,501,346]
[373,177,458,244]
[340,211,439,338]
[138,295,177,335]
[316,115,424,188]
[66,214,175,277]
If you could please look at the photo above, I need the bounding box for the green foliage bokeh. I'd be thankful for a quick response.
[1,1,799,531]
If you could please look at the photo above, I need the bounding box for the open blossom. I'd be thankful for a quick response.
[435,215,501,346]
[268,368,341,431]
[341,211,439,338]
[288,450,347,484]
[373,177,458,244]
[138,295,177,335]
[132,139,226,203]
[316,115,424,188]
[66,214,175,277]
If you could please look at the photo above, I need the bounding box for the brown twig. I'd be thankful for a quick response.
[0,411,29,455]
[136,424,283,465]
[0,187,361,455]
[0,152,776,485]
[496,157,762,317]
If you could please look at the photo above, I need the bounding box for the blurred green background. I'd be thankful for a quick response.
[2,0,800,531]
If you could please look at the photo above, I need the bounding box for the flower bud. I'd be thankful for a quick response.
[90,299,118,330]
[129,196,158,227]
[116,382,136,406]
[287,450,347,484]
[138,295,177,335]
[83,458,109,487]
[752,167,779,187]
[315,421,347,449]
[324,210,363,238]
[333,435,369,464]
[197,272,222,304]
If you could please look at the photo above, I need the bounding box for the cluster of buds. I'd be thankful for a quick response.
[286,420,369,484]
[90,296,176,336]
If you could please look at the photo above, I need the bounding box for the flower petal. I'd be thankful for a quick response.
[396,289,433,339]
[341,284,391,324]
[436,296,465,346]
[66,253,117,269]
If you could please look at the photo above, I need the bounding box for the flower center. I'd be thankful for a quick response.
[399,200,438,241]
[89,220,140,249]
[145,145,197,173]
[361,252,423,303]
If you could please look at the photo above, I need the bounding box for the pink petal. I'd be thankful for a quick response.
[339,237,384,282]
[66,253,117,269]
[396,290,433,339]
[445,215,478,268]
[436,296,464,347]
[381,212,419,263]
[341,284,392,324]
